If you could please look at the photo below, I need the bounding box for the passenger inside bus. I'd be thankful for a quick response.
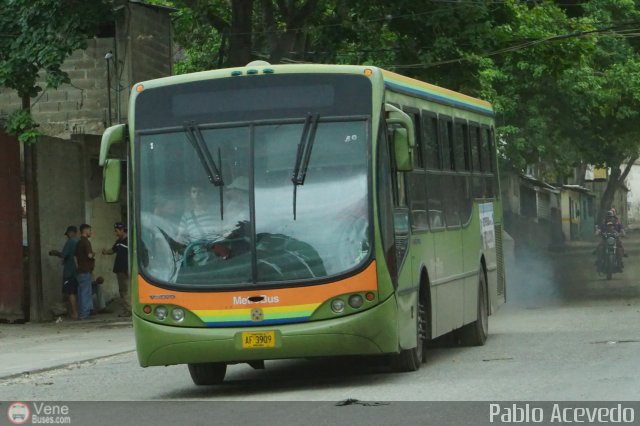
[177,184,220,244]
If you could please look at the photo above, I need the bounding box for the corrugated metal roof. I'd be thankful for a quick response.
[562,184,594,195]
[519,174,559,193]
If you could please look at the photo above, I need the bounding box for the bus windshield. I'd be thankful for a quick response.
[138,118,370,288]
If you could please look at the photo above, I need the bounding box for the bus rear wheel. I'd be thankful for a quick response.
[188,362,227,385]
[458,269,488,346]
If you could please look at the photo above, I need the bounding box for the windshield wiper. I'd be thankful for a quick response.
[291,113,319,220]
[184,122,225,220]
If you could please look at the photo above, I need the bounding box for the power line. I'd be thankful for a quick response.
[386,23,640,69]
[250,23,640,68]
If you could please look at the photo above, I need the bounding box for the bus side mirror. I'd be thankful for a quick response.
[100,124,126,203]
[99,124,126,166]
[103,159,121,203]
[385,104,415,171]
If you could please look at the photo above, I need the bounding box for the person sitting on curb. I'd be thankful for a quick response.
[91,276,109,315]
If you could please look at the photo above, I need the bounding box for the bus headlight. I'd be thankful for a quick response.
[154,306,168,321]
[171,308,185,322]
[331,299,345,313]
[348,294,364,309]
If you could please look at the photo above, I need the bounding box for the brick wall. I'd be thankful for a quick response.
[0,37,115,139]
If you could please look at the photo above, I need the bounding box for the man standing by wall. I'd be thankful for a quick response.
[49,225,79,319]
[102,222,130,317]
[75,224,95,320]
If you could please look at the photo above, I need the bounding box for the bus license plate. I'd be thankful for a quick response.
[242,331,275,349]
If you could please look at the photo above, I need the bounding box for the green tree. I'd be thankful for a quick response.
[479,0,640,222]
[563,0,640,221]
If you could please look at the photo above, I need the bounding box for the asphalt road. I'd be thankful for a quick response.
[1,236,639,406]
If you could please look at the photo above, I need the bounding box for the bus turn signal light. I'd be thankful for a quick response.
[143,305,152,314]
[365,292,375,301]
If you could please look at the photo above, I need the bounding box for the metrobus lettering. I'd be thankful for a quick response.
[232,295,280,305]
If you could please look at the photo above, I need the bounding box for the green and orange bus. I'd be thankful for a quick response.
[100,63,506,385]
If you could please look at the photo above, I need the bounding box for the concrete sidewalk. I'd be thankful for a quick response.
[0,311,135,380]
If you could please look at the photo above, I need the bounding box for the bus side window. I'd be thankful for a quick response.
[444,175,461,228]
[481,127,496,198]
[453,120,468,171]
[439,117,454,170]
[469,124,483,198]
[488,128,496,173]
[403,108,423,169]
[426,172,445,229]
[459,175,473,224]
[422,112,440,169]
[480,127,491,172]
[469,124,481,172]
[407,171,428,232]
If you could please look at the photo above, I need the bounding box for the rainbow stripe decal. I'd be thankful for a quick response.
[193,303,321,327]
[381,69,494,116]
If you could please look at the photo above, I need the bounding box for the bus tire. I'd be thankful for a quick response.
[392,290,428,372]
[188,362,227,385]
[459,269,488,346]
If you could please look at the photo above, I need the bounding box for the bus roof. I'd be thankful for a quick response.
[380,69,494,117]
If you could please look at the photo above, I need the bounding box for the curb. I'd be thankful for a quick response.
[0,349,136,382]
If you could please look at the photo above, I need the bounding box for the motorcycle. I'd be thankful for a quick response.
[596,231,623,280]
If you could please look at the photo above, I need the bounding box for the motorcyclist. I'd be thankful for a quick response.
[595,211,625,272]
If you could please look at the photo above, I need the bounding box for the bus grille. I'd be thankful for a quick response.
[495,224,505,296]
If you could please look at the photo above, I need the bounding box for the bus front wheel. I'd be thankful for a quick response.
[391,289,428,372]
[188,362,227,385]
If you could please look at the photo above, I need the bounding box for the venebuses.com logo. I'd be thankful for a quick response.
[7,401,30,425]
[6,401,72,424]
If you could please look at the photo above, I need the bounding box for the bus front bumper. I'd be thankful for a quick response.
[135,295,398,367]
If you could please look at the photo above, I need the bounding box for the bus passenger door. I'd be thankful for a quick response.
[381,118,419,347]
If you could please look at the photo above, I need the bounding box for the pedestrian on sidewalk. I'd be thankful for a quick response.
[75,224,95,320]
[48,225,79,320]
[102,222,131,317]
